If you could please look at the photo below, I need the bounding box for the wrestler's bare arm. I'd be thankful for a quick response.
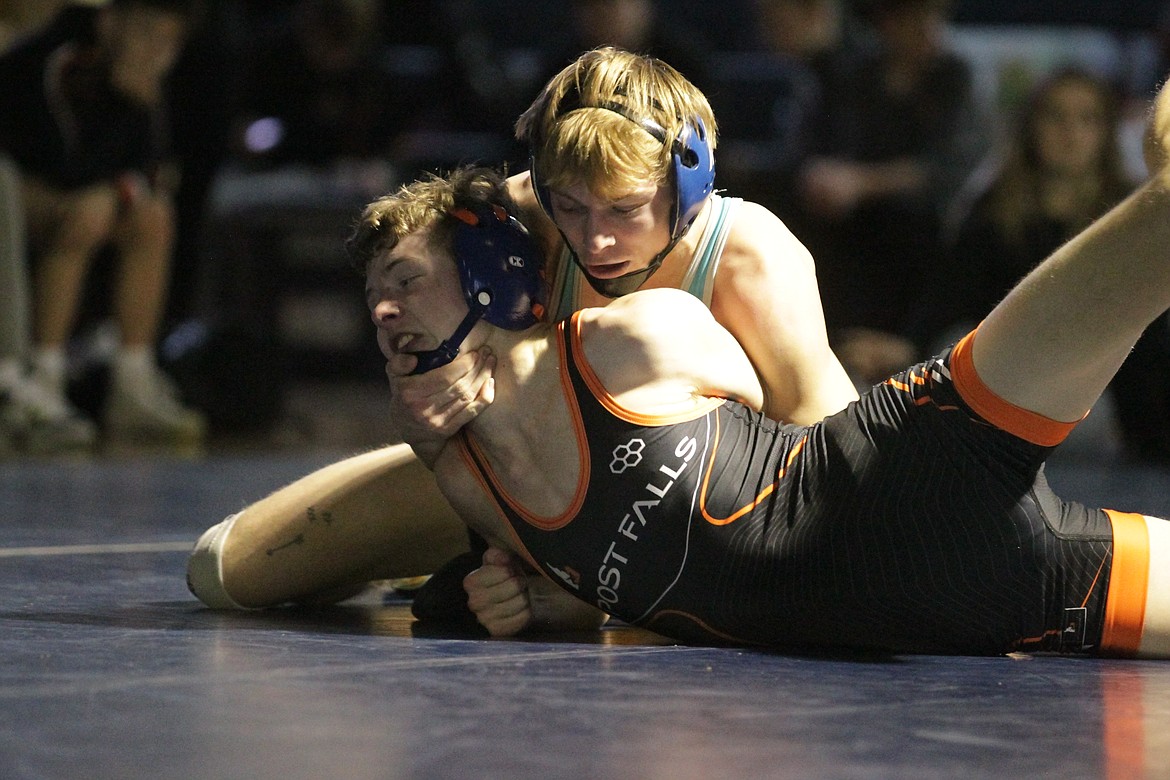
[711,202,859,425]
[431,443,609,636]
[579,289,766,414]
[382,350,495,468]
[508,172,855,426]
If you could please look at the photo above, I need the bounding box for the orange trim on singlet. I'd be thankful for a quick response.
[568,312,726,426]
[1014,555,1111,650]
[886,369,935,406]
[645,609,756,645]
[698,409,807,526]
[1100,510,1150,657]
[1082,556,1109,610]
[456,327,591,531]
[453,437,543,574]
[950,329,1077,447]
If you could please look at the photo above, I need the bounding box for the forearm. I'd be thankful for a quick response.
[399,431,447,470]
[385,347,496,468]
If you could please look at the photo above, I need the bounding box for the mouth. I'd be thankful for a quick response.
[390,332,423,355]
[581,259,631,279]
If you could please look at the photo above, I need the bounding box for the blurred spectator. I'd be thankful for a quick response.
[209,0,493,212]
[0,0,206,449]
[712,0,858,224]
[405,0,714,175]
[1,1,102,455]
[797,0,991,387]
[225,0,397,187]
[548,0,713,90]
[189,0,423,432]
[1,152,100,455]
[0,0,94,48]
[162,0,246,329]
[930,67,1170,462]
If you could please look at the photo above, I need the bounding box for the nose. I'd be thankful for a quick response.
[583,213,616,255]
[371,297,400,328]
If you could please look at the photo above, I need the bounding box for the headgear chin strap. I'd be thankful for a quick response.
[408,299,488,375]
[530,99,715,298]
[408,205,546,375]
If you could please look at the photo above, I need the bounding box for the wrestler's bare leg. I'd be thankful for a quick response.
[972,80,1170,424]
[187,444,469,608]
[966,86,1170,658]
[972,181,1170,424]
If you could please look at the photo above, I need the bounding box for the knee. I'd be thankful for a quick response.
[50,187,120,255]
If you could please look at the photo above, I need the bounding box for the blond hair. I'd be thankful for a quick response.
[347,166,512,273]
[515,46,717,200]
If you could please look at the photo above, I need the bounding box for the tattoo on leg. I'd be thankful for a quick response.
[306,506,334,525]
[266,533,304,557]
[265,506,334,557]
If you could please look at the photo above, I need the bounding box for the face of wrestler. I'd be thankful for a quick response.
[366,228,467,362]
[547,179,674,280]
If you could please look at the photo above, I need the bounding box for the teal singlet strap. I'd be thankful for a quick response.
[549,245,580,323]
[547,194,741,321]
[681,195,739,307]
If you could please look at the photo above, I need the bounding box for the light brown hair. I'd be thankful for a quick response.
[347,166,513,274]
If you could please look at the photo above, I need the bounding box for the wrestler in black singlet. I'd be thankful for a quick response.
[457,313,1116,655]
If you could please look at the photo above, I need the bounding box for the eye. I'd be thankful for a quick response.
[614,201,649,218]
[389,261,424,290]
[553,200,584,216]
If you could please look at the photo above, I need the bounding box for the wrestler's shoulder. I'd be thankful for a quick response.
[580,289,709,346]
[719,199,815,273]
[586,287,704,321]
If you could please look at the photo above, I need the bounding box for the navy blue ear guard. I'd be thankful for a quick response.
[670,117,715,237]
[529,102,714,297]
[409,205,547,375]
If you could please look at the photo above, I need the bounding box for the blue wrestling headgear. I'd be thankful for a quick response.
[409,204,547,375]
[530,96,715,299]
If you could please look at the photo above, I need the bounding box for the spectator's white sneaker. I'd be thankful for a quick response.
[0,376,97,456]
[104,362,206,447]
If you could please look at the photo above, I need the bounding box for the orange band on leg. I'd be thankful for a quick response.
[950,330,1079,447]
[1100,510,1150,657]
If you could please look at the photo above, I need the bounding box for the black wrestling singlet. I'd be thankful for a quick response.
[459,315,1117,655]
[458,314,756,626]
